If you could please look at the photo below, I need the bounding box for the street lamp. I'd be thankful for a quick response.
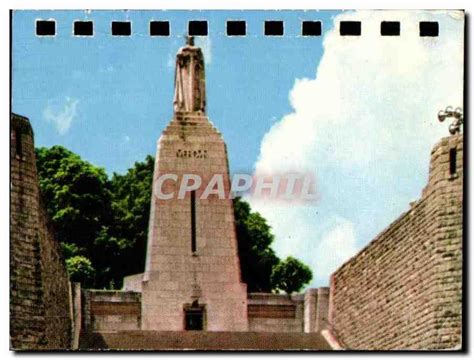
[438,106,464,135]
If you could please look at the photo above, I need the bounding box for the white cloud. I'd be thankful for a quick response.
[314,219,358,284]
[250,10,464,287]
[43,96,79,135]
[195,36,212,65]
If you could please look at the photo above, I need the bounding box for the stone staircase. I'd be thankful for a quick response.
[79,331,333,351]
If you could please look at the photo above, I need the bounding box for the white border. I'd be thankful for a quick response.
[4,0,472,9]
[3,2,473,359]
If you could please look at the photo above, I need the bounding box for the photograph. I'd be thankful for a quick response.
[9,9,464,351]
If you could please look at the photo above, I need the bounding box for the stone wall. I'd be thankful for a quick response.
[247,293,304,332]
[246,289,329,333]
[38,203,73,348]
[83,290,142,332]
[71,283,82,349]
[329,134,463,350]
[10,113,72,350]
[306,287,329,333]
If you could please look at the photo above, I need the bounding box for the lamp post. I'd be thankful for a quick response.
[438,106,464,135]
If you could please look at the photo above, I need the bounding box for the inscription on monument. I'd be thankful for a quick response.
[176,149,208,159]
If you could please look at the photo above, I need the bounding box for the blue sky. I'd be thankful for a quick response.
[12,10,464,287]
[12,10,339,175]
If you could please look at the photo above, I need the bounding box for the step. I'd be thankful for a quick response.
[79,330,333,350]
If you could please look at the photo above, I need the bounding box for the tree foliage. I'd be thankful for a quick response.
[233,197,279,292]
[66,256,95,288]
[271,256,313,294]
[36,146,115,287]
[108,155,155,285]
[36,146,112,251]
[234,197,313,294]
[36,147,313,293]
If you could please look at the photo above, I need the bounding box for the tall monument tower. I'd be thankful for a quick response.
[140,38,248,331]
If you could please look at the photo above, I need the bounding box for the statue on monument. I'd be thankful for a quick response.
[173,36,206,113]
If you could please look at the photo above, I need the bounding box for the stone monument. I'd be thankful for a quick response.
[129,37,249,331]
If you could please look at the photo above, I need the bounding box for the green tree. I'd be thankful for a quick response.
[66,256,96,288]
[233,197,280,292]
[36,146,113,251]
[60,242,82,258]
[36,146,115,288]
[36,146,153,288]
[271,256,313,294]
[108,155,154,285]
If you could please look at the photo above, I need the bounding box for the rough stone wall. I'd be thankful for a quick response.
[38,203,73,348]
[83,290,142,332]
[329,134,463,350]
[10,113,72,350]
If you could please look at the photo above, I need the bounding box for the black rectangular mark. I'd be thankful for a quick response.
[188,21,208,36]
[419,21,439,37]
[340,21,361,36]
[15,129,22,157]
[112,21,131,36]
[74,21,93,36]
[381,21,400,36]
[449,148,457,175]
[302,21,322,36]
[227,20,246,36]
[265,21,284,36]
[150,21,170,36]
[36,20,55,36]
[191,190,197,253]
